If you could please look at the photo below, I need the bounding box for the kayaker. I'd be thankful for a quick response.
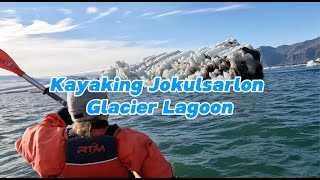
[15,89,174,178]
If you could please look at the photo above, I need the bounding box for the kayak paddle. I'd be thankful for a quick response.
[0,49,67,107]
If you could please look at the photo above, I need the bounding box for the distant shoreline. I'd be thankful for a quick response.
[263,63,306,68]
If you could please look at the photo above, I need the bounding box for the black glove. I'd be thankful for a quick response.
[57,107,73,126]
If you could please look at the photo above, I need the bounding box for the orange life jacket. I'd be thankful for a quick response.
[58,124,131,178]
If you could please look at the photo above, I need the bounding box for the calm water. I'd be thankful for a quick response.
[0,65,319,178]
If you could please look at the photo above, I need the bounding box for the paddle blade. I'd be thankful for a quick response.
[0,49,25,77]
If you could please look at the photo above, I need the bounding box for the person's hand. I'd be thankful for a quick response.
[57,107,73,126]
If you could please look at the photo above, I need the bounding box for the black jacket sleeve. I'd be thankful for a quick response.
[57,107,73,126]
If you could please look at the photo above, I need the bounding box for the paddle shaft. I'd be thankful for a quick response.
[22,74,67,107]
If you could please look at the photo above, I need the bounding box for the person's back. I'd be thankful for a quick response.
[15,90,173,178]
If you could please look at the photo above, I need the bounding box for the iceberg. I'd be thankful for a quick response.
[306,58,320,67]
[100,38,264,87]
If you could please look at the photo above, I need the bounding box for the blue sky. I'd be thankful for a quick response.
[0,2,319,77]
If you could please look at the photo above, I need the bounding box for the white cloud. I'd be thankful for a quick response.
[86,6,98,14]
[141,12,155,17]
[154,10,183,18]
[152,3,249,18]
[215,4,248,12]
[1,9,16,15]
[0,18,78,42]
[93,7,118,20]
[0,38,175,77]
[58,8,72,15]
[0,17,175,77]
[123,10,132,17]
